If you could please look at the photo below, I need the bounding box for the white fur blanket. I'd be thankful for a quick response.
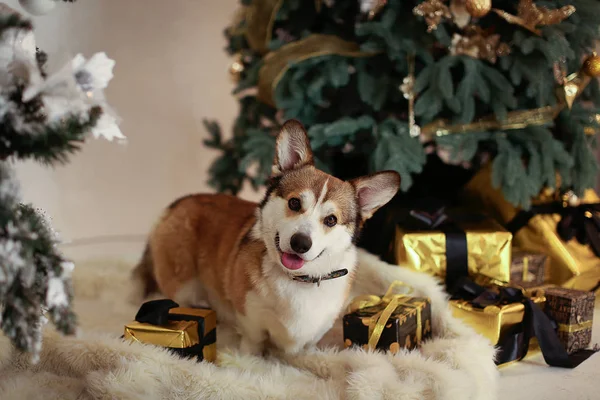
[0,250,497,399]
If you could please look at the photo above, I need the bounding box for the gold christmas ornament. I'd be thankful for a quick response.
[583,53,600,78]
[562,81,579,110]
[583,114,600,136]
[228,54,245,83]
[449,26,510,64]
[493,0,576,36]
[465,0,492,18]
[400,55,420,138]
[450,0,471,28]
[366,0,388,20]
[413,0,452,32]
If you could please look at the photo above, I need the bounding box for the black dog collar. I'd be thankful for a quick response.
[291,268,349,286]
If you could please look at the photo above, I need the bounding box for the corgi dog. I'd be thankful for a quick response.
[132,119,400,355]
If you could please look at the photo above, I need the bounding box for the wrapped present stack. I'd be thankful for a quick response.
[375,168,599,367]
[449,278,596,367]
[124,299,217,363]
[343,281,433,354]
[461,165,600,291]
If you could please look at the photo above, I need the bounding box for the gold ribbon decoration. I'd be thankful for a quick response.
[557,320,593,334]
[242,0,331,53]
[522,256,529,282]
[244,0,282,54]
[421,65,593,141]
[348,281,426,350]
[257,34,374,106]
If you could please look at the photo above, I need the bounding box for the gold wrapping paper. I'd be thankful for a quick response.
[124,321,199,348]
[394,218,512,284]
[449,295,545,345]
[124,307,217,362]
[462,166,600,289]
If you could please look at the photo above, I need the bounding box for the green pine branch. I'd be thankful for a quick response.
[207,0,600,208]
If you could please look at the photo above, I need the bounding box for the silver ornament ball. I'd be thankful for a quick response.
[19,0,57,16]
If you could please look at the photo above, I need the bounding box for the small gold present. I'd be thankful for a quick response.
[462,166,600,289]
[394,209,512,287]
[124,300,216,362]
[343,281,432,353]
[449,288,545,366]
[450,294,545,345]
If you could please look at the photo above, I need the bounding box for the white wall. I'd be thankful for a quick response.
[7,0,260,252]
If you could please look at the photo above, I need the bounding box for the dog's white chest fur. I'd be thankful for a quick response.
[237,255,355,354]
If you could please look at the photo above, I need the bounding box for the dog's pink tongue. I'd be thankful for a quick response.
[281,253,304,270]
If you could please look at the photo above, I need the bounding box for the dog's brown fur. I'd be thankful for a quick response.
[133,194,262,314]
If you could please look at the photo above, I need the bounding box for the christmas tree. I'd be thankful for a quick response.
[206,0,600,209]
[0,4,123,360]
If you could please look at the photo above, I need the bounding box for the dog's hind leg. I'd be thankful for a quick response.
[173,279,211,308]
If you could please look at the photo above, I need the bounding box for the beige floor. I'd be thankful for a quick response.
[64,241,600,400]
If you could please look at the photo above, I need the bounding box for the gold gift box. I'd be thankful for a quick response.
[124,307,216,362]
[449,295,544,345]
[394,217,512,284]
[449,294,545,366]
[462,166,600,289]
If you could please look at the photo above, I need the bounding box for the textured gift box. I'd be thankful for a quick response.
[510,249,548,287]
[543,287,595,354]
[462,166,600,289]
[124,305,216,362]
[343,297,432,353]
[394,213,512,286]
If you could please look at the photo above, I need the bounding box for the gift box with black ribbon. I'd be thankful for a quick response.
[462,166,600,290]
[124,299,217,362]
[343,281,432,353]
[392,206,512,291]
[450,278,597,368]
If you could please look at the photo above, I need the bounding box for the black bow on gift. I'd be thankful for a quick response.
[507,202,600,257]
[453,277,597,368]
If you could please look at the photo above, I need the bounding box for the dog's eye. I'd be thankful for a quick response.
[324,215,337,227]
[288,198,301,211]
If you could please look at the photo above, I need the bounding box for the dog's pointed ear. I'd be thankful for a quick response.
[351,171,401,220]
[272,119,314,175]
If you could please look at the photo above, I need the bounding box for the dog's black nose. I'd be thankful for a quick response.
[290,233,312,254]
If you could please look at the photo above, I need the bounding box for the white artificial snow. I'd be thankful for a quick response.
[35,207,62,243]
[0,239,26,286]
[45,277,68,308]
[60,261,74,277]
[0,165,21,202]
[0,27,36,74]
